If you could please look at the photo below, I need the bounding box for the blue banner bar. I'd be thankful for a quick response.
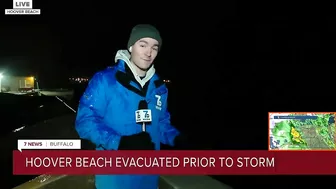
[273,116,318,119]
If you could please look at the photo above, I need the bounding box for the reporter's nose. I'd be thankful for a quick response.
[145,48,152,57]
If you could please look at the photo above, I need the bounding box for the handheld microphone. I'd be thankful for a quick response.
[135,100,152,132]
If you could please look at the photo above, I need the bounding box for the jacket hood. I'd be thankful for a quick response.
[115,49,155,88]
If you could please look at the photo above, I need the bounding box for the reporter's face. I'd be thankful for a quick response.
[130,37,159,72]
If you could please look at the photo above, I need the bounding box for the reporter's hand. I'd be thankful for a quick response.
[118,132,155,150]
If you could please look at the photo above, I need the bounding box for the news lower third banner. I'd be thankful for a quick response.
[13,150,336,175]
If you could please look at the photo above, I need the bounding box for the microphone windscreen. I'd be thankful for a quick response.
[138,100,148,110]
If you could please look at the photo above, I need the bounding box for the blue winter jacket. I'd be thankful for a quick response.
[75,50,180,189]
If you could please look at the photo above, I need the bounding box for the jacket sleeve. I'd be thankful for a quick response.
[159,91,180,146]
[75,73,121,150]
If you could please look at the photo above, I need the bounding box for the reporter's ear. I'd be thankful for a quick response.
[129,46,132,52]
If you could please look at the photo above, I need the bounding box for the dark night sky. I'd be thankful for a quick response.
[0,1,335,89]
[0,1,234,78]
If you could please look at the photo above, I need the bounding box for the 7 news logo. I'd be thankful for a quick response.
[5,0,41,15]
[137,110,150,119]
[135,109,152,123]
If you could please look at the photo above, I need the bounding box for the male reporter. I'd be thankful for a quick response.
[75,24,187,189]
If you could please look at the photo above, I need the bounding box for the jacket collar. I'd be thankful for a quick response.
[114,50,155,88]
[114,50,165,97]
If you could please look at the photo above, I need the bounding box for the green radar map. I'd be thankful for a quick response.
[269,112,336,150]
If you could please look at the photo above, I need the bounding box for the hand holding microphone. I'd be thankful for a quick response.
[117,100,155,150]
[118,132,154,150]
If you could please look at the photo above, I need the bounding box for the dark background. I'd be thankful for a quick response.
[0,0,335,188]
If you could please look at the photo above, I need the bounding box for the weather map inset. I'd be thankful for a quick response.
[269,112,336,150]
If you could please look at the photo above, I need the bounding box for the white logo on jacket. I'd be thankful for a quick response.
[155,95,162,110]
